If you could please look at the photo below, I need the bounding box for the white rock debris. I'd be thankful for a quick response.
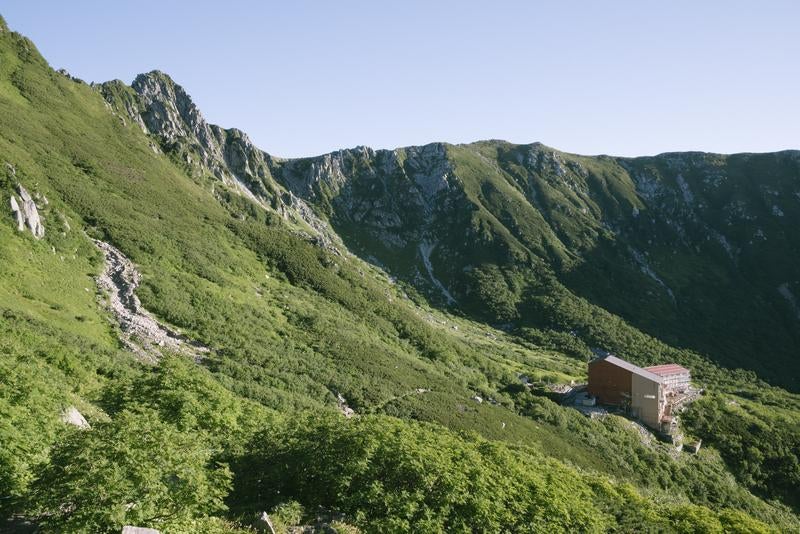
[629,247,676,303]
[778,283,800,320]
[9,194,23,231]
[336,392,356,418]
[93,239,210,363]
[419,241,456,304]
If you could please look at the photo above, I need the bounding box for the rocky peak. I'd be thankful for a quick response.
[210,125,275,191]
[131,71,220,160]
[119,71,284,204]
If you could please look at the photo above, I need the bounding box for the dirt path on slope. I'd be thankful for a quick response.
[93,239,209,363]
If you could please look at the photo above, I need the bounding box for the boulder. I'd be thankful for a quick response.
[121,527,160,534]
[60,406,90,429]
[14,185,44,238]
[9,195,24,231]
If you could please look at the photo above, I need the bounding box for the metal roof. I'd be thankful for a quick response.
[644,363,690,377]
[589,354,665,383]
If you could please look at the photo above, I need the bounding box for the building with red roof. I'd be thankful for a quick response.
[645,363,691,393]
[588,355,692,431]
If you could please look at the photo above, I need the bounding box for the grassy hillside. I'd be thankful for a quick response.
[1,15,799,532]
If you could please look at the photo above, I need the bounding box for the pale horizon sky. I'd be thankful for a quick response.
[3,1,799,159]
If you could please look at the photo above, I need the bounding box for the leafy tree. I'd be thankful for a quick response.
[28,409,231,533]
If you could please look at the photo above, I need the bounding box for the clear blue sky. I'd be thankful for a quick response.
[3,1,799,158]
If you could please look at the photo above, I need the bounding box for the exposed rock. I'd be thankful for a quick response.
[419,241,456,304]
[9,195,24,231]
[675,174,695,204]
[10,185,44,238]
[405,143,452,203]
[121,527,160,534]
[685,439,702,454]
[628,246,676,304]
[93,239,210,362]
[101,73,358,252]
[60,406,90,429]
[131,71,218,156]
[336,392,355,418]
[254,511,277,534]
[280,192,343,255]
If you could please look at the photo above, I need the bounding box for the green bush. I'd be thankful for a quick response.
[28,410,232,533]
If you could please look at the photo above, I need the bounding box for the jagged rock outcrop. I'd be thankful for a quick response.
[9,194,23,231]
[102,72,281,206]
[100,71,347,252]
[17,185,44,238]
[131,72,214,147]
[9,183,44,238]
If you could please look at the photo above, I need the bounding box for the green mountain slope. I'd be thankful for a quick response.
[1,15,799,533]
[264,141,800,391]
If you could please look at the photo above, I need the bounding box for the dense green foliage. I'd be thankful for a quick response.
[0,17,799,532]
[28,410,232,532]
[684,393,800,510]
[232,414,778,533]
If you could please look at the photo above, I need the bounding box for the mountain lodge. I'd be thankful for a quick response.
[587,354,691,431]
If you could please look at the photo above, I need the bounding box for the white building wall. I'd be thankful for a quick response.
[631,373,663,429]
[661,372,690,392]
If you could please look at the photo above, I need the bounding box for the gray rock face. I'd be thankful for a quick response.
[405,143,453,204]
[132,71,218,154]
[103,73,292,212]
[9,185,44,238]
[60,406,90,429]
[102,73,365,259]
[9,195,24,231]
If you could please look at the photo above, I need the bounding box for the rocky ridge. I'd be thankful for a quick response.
[100,72,346,255]
[95,70,800,386]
